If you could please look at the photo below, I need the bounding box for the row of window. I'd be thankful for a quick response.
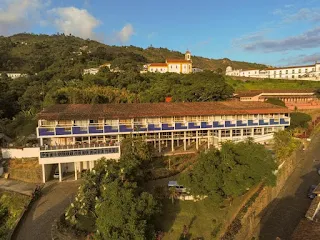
[40,114,289,126]
[40,147,119,158]
[244,67,319,75]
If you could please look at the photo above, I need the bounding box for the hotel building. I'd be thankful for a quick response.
[226,62,320,81]
[37,102,290,182]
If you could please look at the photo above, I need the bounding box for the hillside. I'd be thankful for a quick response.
[0,33,266,74]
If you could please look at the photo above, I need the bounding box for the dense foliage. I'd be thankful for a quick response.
[266,98,286,107]
[179,140,277,201]
[0,34,238,144]
[273,130,300,162]
[65,138,159,239]
[289,112,312,129]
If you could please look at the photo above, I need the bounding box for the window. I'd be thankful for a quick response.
[232,129,241,136]
[286,70,288,74]
[292,75,295,78]
[174,116,184,122]
[243,128,251,136]
[265,128,273,134]
[161,117,172,123]
[199,116,209,122]
[221,130,230,137]
[119,119,131,126]
[105,119,118,125]
[305,69,308,73]
[298,69,301,73]
[254,128,262,135]
[148,118,160,124]
[176,65,178,69]
[292,69,295,73]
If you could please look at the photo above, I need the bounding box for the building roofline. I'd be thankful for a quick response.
[38,102,290,120]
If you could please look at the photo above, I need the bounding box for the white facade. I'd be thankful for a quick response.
[5,73,26,79]
[83,68,99,75]
[226,63,320,81]
[1,147,40,159]
[147,51,193,74]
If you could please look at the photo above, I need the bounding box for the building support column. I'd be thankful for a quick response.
[58,163,62,182]
[158,133,161,153]
[184,131,187,151]
[196,131,199,150]
[74,162,78,181]
[42,164,46,183]
[207,131,210,149]
[171,132,174,152]
[40,138,43,146]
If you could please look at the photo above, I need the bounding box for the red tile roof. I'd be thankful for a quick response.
[166,59,191,63]
[149,63,168,67]
[291,218,320,240]
[38,102,290,120]
[235,89,316,97]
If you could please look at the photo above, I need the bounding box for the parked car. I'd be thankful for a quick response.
[168,181,187,193]
[308,185,317,199]
[53,168,63,179]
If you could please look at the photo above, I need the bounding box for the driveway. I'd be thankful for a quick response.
[13,181,80,240]
[256,133,320,239]
[0,178,37,196]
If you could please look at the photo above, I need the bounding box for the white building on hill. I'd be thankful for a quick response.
[147,51,193,74]
[226,62,320,81]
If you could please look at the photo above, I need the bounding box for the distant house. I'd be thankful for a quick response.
[5,73,26,79]
[83,63,111,75]
[192,67,203,73]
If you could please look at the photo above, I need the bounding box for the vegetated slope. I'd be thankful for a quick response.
[0,33,266,73]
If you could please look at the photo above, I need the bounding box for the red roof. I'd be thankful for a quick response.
[38,102,290,120]
[235,89,316,97]
[166,59,191,63]
[149,63,168,67]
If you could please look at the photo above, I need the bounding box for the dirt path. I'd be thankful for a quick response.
[13,181,80,240]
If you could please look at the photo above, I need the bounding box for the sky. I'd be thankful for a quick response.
[0,0,320,67]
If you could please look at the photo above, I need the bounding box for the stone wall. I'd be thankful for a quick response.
[222,147,302,240]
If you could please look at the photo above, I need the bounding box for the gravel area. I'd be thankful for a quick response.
[13,181,80,240]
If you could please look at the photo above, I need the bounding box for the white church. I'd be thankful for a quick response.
[226,62,320,81]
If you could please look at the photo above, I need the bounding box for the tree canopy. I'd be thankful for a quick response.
[179,140,277,201]
[289,112,312,129]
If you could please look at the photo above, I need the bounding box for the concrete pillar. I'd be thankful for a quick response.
[207,131,210,149]
[262,128,265,135]
[42,164,46,183]
[158,133,161,153]
[171,132,174,152]
[196,131,199,150]
[184,131,187,151]
[58,163,62,182]
[74,162,78,180]
[40,138,43,146]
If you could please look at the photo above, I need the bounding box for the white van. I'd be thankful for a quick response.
[168,181,187,193]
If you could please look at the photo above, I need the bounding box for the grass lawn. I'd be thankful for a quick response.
[226,77,320,91]
[155,187,257,240]
[0,191,31,239]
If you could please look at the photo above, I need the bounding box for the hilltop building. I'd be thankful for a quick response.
[36,101,290,182]
[147,51,193,74]
[226,62,320,81]
[0,73,27,79]
[83,63,111,75]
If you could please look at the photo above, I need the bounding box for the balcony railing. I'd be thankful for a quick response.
[38,118,290,136]
[40,142,119,151]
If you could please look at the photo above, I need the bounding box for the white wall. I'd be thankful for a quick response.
[1,147,40,159]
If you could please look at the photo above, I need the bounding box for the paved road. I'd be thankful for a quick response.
[0,178,37,196]
[256,134,320,240]
[13,181,80,240]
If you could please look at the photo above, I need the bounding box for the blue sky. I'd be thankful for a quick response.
[1,0,320,66]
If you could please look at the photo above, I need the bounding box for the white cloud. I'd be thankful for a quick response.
[116,24,134,43]
[0,0,48,35]
[48,7,100,39]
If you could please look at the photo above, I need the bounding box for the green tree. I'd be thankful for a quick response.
[95,180,158,240]
[179,140,277,200]
[289,112,312,129]
[273,130,300,162]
